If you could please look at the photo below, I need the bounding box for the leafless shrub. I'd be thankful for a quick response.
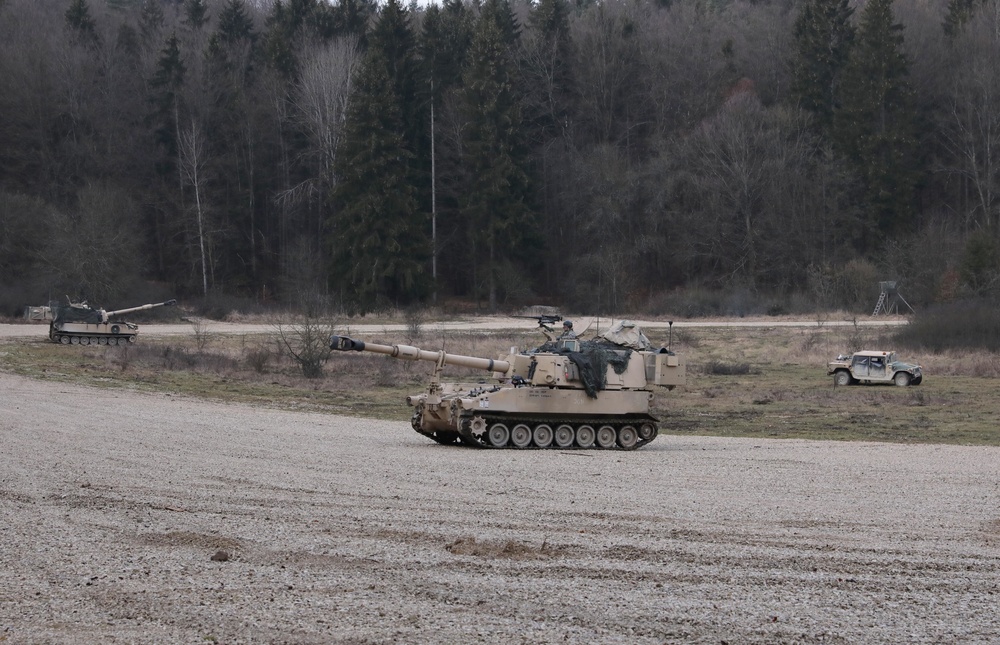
[191,319,212,352]
[245,345,272,374]
[801,332,823,351]
[843,317,873,353]
[404,308,424,342]
[276,319,335,378]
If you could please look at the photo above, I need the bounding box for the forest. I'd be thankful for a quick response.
[1,0,999,318]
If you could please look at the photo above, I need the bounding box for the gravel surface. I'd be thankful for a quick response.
[2,371,999,644]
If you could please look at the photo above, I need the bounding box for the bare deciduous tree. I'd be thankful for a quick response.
[178,118,211,296]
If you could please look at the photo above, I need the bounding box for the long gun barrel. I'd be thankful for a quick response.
[101,299,177,322]
[330,335,512,375]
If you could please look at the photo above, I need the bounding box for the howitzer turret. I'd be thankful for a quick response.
[49,298,177,345]
[330,321,685,450]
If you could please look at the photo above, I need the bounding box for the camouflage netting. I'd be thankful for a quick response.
[52,301,102,324]
[534,340,632,398]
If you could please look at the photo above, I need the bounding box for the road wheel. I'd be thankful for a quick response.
[575,425,595,448]
[487,423,509,447]
[894,372,911,387]
[532,424,553,448]
[834,371,852,387]
[554,425,574,448]
[511,424,532,448]
[596,425,617,448]
[638,422,657,441]
[618,426,639,450]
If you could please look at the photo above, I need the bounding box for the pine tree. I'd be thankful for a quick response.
[65,0,100,49]
[833,0,920,242]
[421,0,473,97]
[790,0,854,136]
[263,0,323,79]
[460,5,534,310]
[183,0,209,30]
[525,0,576,141]
[480,0,521,48]
[943,0,985,38]
[331,50,426,312]
[139,0,164,48]
[215,0,254,45]
[333,0,372,45]
[206,0,262,287]
[149,34,186,161]
[369,0,421,163]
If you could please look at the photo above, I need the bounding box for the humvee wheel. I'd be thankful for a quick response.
[834,370,852,386]
[511,424,532,448]
[554,425,574,448]
[596,425,617,449]
[576,425,595,448]
[618,425,639,450]
[533,424,554,448]
[894,372,911,387]
[487,423,510,448]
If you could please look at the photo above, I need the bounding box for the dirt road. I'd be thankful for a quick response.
[1,371,998,643]
[0,314,907,340]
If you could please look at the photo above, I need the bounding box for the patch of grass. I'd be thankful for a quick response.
[704,361,759,376]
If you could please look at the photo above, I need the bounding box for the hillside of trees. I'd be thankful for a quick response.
[1,0,999,318]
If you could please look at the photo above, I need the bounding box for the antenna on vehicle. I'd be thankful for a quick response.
[668,321,673,352]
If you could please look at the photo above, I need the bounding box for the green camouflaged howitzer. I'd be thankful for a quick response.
[49,297,177,345]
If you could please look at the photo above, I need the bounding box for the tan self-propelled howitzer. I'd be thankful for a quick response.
[330,322,685,450]
[49,298,177,345]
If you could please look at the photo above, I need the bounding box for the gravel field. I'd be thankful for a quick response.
[2,370,1000,644]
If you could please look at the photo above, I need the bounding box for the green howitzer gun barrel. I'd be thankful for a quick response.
[330,335,512,375]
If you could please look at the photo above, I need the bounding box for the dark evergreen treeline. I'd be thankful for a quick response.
[1,0,999,315]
